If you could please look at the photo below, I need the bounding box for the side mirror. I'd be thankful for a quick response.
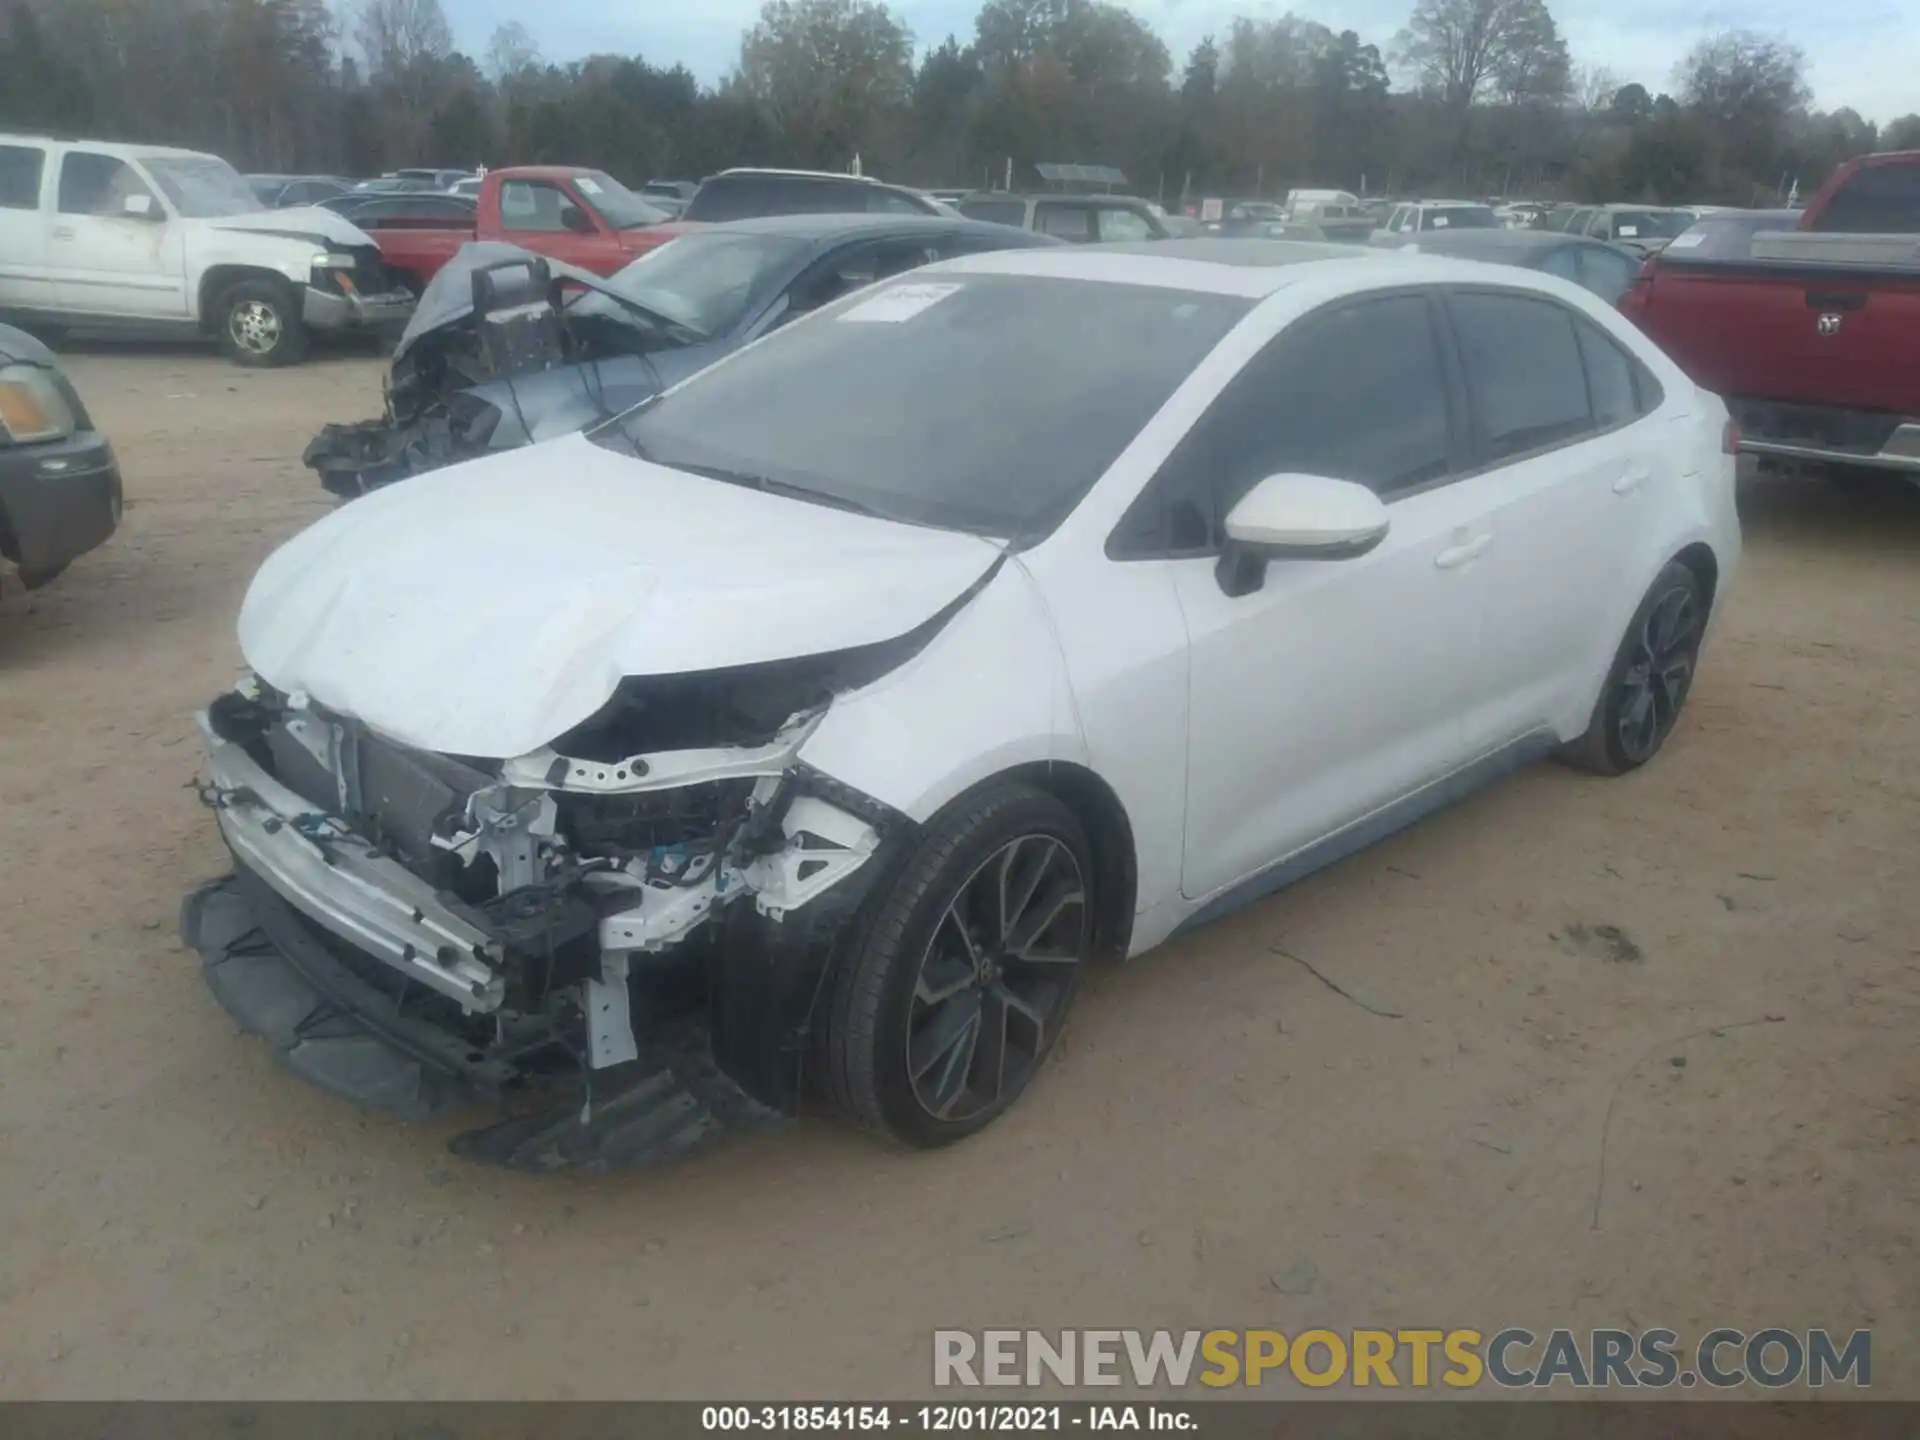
[123,193,162,220]
[1215,474,1389,597]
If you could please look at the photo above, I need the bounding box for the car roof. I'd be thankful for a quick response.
[1093,238,1384,268]
[709,168,889,185]
[1394,229,1599,255]
[936,242,1446,297]
[1593,203,1691,212]
[694,213,1052,244]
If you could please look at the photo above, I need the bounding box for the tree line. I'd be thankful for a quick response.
[2,0,1916,206]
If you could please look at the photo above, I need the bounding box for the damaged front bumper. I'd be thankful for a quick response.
[183,681,906,1170]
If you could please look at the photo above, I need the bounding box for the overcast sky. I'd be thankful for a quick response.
[448,0,1916,125]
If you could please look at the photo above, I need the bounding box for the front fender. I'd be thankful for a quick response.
[798,560,1090,824]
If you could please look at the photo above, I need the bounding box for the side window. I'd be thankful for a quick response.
[499,180,588,233]
[1097,207,1155,242]
[1566,209,1592,237]
[1573,320,1638,430]
[1035,204,1094,242]
[1202,294,1456,522]
[58,153,158,217]
[1387,206,1410,232]
[1447,292,1593,462]
[958,198,1026,228]
[867,188,926,215]
[0,144,45,210]
[1538,247,1582,286]
[689,180,755,222]
[785,180,863,214]
[1574,245,1638,304]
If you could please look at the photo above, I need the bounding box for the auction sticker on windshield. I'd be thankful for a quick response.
[577,176,604,194]
[839,282,963,324]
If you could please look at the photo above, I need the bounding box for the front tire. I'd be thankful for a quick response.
[1560,560,1707,776]
[216,279,308,368]
[821,782,1094,1147]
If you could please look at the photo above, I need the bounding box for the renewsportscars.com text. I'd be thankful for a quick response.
[933,1328,1871,1390]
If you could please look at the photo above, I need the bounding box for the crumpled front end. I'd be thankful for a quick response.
[183,666,907,1171]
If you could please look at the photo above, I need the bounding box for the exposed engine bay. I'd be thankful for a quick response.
[185,653,913,1170]
[303,245,694,498]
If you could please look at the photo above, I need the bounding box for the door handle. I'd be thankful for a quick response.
[1434,533,1492,570]
[51,226,75,241]
[1613,466,1652,495]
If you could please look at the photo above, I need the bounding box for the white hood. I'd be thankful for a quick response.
[212,206,377,250]
[238,434,1004,758]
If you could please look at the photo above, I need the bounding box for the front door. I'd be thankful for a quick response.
[48,151,189,319]
[1165,291,1503,901]
[0,142,54,311]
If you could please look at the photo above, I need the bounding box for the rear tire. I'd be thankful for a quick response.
[1560,560,1707,776]
[216,279,309,368]
[820,782,1094,1147]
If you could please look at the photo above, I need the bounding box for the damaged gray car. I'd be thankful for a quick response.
[304,215,1059,499]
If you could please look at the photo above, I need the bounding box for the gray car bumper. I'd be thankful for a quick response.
[0,430,121,587]
[302,284,415,335]
[197,709,505,1010]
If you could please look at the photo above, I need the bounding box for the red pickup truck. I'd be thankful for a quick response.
[363,167,689,292]
[1618,151,1920,476]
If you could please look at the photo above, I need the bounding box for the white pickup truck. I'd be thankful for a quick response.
[0,134,414,366]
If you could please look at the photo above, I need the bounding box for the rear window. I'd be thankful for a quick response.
[1423,206,1497,231]
[603,274,1253,539]
[1660,211,1801,260]
[1809,163,1920,234]
[958,197,1027,228]
[1609,210,1693,240]
[0,144,44,210]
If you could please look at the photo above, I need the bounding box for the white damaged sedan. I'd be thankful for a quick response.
[184,241,1740,1168]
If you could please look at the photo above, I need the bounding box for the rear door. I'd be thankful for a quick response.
[48,151,189,318]
[0,141,53,310]
[1439,287,1665,739]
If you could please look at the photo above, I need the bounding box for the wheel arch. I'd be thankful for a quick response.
[196,265,294,331]
[934,760,1139,963]
[1672,539,1720,614]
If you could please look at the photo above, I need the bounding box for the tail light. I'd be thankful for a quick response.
[1722,418,1741,455]
[1615,255,1657,316]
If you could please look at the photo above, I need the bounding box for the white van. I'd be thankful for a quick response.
[0,135,414,366]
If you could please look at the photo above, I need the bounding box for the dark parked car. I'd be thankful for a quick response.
[681,168,942,222]
[247,174,353,208]
[306,213,1062,497]
[641,179,699,205]
[957,191,1171,243]
[1380,229,1647,305]
[0,322,121,593]
[320,192,479,224]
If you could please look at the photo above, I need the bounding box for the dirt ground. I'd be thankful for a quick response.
[1,346,1916,1401]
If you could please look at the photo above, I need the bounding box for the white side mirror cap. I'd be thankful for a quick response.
[1223,473,1389,558]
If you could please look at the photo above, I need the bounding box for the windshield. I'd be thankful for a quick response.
[605,232,806,337]
[573,171,670,229]
[1422,206,1497,230]
[601,273,1253,539]
[1611,209,1694,240]
[143,156,264,217]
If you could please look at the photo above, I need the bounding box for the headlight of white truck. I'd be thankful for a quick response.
[0,364,77,445]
